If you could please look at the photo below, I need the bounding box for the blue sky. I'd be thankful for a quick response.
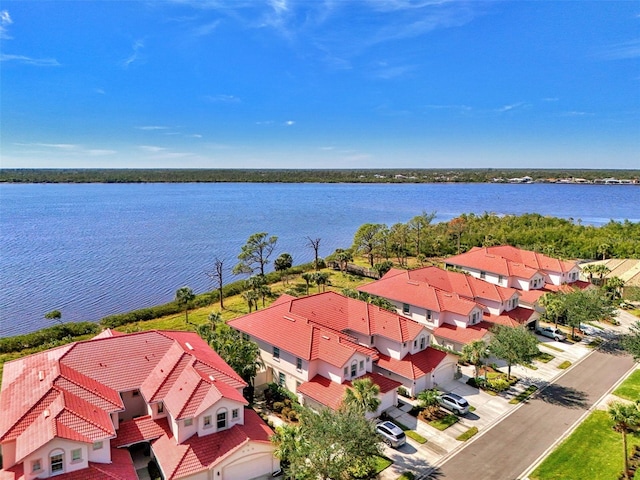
[1,1,639,169]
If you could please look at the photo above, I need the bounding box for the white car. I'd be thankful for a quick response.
[536,326,566,342]
[375,421,406,448]
[579,323,602,336]
[437,392,470,415]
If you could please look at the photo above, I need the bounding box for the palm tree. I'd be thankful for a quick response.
[594,264,611,286]
[242,290,258,312]
[208,311,223,327]
[540,293,566,328]
[605,276,625,301]
[343,377,381,415]
[301,273,313,295]
[313,272,330,293]
[271,423,301,469]
[175,286,195,324]
[461,340,489,379]
[417,388,440,419]
[581,264,599,284]
[608,401,640,479]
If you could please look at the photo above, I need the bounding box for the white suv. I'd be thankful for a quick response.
[438,392,470,415]
[375,421,406,448]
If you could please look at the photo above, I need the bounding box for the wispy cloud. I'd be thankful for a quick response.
[1,9,12,39]
[136,125,171,131]
[139,145,167,153]
[372,61,415,79]
[193,20,221,36]
[0,54,60,66]
[123,40,144,67]
[284,120,295,126]
[595,39,640,60]
[204,94,241,103]
[559,111,594,117]
[13,142,116,156]
[495,102,527,113]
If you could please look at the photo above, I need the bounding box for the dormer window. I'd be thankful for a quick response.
[498,275,504,284]
[157,402,164,414]
[273,346,280,361]
[217,410,227,429]
[426,310,432,320]
[480,271,486,279]
[50,450,64,474]
[402,303,410,315]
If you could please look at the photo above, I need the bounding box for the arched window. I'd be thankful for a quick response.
[50,448,64,475]
[216,408,228,429]
[350,361,357,378]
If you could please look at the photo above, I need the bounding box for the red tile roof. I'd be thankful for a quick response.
[297,373,401,411]
[359,272,479,316]
[0,448,138,480]
[229,295,381,368]
[445,246,578,278]
[376,349,448,380]
[0,330,249,472]
[484,307,537,328]
[112,416,171,448]
[433,321,491,344]
[151,409,273,480]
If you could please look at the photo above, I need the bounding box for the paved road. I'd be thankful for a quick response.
[431,347,635,480]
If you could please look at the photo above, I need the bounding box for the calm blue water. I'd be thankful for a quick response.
[1,182,638,337]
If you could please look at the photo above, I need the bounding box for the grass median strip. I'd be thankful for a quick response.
[392,419,427,444]
[557,360,572,369]
[509,385,538,404]
[456,426,478,442]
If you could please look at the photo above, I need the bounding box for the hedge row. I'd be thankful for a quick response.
[1,262,319,351]
[0,322,101,354]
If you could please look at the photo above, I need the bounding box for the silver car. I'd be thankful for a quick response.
[438,392,470,415]
[375,421,406,448]
[536,326,566,341]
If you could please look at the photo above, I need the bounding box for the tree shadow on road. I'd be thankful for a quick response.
[424,467,444,479]
[595,334,626,356]
[535,384,588,409]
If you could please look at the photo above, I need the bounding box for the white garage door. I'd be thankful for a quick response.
[222,453,274,480]
[433,360,456,386]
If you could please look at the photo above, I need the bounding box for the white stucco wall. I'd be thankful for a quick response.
[197,398,246,438]
[21,438,93,479]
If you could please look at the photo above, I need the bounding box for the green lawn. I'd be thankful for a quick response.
[429,414,459,431]
[530,410,640,480]
[613,369,640,402]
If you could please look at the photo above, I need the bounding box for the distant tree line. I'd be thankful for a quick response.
[342,212,640,266]
[1,168,639,184]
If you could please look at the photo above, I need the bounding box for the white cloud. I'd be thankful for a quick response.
[136,125,170,130]
[284,120,295,126]
[193,20,221,36]
[139,145,167,153]
[595,39,640,60]
[496,102,526,113]
[0,9,12,39]
[0,54,60,66]
[123,40,144,67]
[95,88,106,95]
[12,142,116,156]
[204,94,241,103]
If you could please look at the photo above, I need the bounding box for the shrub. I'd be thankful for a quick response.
[399,472,415,480]
[398,386,410,398]
[0,322,101,354]
[272,402,284,413]
[488,378,511,392]
[280,406,291,418]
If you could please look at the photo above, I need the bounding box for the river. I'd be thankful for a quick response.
[1,182,638,337]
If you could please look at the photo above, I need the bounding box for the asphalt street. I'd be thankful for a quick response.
[430,345,636,480]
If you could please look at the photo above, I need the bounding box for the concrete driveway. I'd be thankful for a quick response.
[377,314,636,479]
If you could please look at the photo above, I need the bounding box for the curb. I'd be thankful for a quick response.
[517,362,639,480]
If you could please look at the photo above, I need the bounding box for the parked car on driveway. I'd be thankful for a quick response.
[536,326,566,341]
[437,392,470,415]
[375,421,406,448]
[579,323,602,336]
